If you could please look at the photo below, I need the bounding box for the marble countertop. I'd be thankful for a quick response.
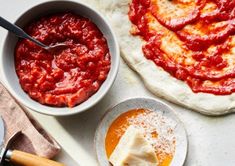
[1,0,235,165]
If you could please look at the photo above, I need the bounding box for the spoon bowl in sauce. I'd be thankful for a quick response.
[0,16,68,52]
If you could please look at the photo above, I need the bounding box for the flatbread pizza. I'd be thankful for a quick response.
[92,0,235,115]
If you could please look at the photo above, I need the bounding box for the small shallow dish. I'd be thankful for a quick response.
[0,0,120,116]
[95,98,188,166]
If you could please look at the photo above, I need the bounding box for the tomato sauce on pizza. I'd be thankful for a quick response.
[129,0,235,95]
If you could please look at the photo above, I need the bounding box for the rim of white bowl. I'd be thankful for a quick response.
[94,97,188,166]
[0,0,120,116]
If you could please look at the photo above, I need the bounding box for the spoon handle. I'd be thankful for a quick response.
[0,16,47,48]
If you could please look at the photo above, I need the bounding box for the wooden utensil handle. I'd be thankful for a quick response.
[10,150,65,166]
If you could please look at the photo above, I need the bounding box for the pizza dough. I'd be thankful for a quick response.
[91,0,235,115]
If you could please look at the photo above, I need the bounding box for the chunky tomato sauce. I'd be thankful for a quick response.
[129,0,235,95]
[15,13,111,107]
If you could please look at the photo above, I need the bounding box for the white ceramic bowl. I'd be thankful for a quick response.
[95,98,188,166]
[0,0,120,116]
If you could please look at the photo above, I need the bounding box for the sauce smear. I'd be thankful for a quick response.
[129,0,235,95]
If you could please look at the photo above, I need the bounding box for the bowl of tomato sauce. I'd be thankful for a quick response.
[0,0,120,116]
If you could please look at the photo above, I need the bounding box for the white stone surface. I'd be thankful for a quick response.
[1,0,235,166]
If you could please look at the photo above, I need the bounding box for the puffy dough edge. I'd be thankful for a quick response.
[95,0,235,116]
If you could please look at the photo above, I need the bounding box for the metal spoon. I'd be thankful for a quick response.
[0,16,67,52]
